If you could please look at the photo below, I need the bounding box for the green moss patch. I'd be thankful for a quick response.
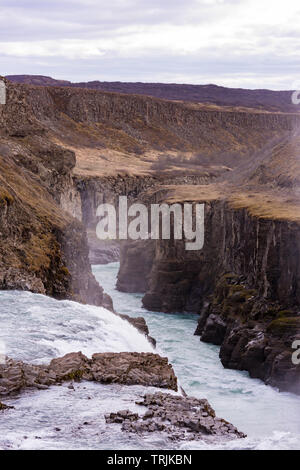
[267,317,300,335]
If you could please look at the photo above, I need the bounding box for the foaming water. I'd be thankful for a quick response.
[0,290,153,364]
[0,382,180,450]
[93,262,300,450]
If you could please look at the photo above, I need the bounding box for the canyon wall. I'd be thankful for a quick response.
[118,199,300,393]
[143,200,300,312]
[7,74,299,114]
[4,79,299,156]
[0,79,110,308]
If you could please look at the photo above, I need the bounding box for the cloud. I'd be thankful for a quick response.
[0,0,299,88]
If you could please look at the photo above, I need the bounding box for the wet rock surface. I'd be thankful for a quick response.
[0,402,14,411]
[105,392,245,441]
[195,273,300,394]
[118,314,156,347]
[0,352,177,397]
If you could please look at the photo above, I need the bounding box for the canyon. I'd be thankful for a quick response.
[1,76,300,401]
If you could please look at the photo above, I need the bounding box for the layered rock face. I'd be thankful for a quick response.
[143,200,300,312]
[7,74,299,113]
[0,78,108,307]
[123,199,300,393]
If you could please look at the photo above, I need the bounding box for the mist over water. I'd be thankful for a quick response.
[0,263,299,449]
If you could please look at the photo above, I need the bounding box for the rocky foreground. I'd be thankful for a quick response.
[0,352,177,396]
[0,351,245,442]
[106,393,245,441]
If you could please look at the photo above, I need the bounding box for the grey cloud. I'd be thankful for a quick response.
[0,0,243,41]
[2,47,299,89]
[0,0,297,89]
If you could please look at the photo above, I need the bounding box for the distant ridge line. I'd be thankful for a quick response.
[6,74,298,113]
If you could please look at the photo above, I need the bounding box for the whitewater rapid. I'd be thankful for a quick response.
[0,290,153,365]
[0,262,299,449]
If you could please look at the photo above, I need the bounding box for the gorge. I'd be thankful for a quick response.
[1,77,300,449]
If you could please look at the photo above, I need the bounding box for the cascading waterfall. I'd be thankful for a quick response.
[0,290,154,365]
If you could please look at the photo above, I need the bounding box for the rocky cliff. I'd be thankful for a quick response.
[0,78,110,308]
[7,74,299,114]
[118,188,300,393]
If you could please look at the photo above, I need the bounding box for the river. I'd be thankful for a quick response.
[0,262,299,449]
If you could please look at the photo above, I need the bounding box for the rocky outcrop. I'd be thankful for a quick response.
[106,392,245,441]
[0,147,108,306]
[0,352,177,396]
[196,274,300,393]
[117,314,156,347]
[0,352,245,443]
[117,240,155,293]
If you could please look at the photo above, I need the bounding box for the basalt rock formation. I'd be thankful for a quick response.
[7,74,299,114]
[106,392,245,441]
[196,274,300,393]
[127,190,300,393]
[0,351,177,396]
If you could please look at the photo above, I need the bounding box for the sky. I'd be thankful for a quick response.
[0,0,300,89]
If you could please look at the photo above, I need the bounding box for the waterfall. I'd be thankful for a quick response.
[0,290,154,365]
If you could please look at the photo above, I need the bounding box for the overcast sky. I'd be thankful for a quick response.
[0,0,299,89]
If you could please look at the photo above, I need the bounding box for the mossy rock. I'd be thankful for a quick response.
[228,286,256,303]
[60,266,70,276]
[276,310,295,319]
[267,317,300,335]
[62,369,84,382]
